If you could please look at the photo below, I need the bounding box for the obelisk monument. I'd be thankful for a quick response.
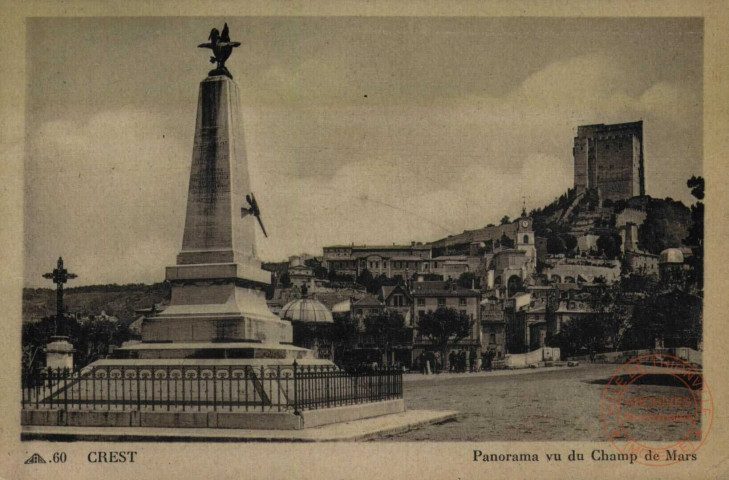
[116,24,308,360]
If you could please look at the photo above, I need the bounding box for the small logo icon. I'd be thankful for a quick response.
[24,453,47,464]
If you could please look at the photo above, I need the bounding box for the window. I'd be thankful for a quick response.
[438,298,446,307]
[523,235,530,244]
[417,298,425,307]
[459,298,467,306]
[490,334,496,344]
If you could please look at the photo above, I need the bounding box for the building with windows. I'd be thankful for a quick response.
[573,121,646,202]
[351,294,385,324]
[480,297,506,358]
[411,281,481,361]
[322,244,431,279]
[380,284,414,326]
[484,212,537,295]
[430,255,481,280]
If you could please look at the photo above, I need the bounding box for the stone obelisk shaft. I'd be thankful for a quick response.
[179,76,255,264]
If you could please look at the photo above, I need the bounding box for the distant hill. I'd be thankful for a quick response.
[22,283,171,325]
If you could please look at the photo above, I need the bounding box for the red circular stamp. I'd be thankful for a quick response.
[600,353,713,467]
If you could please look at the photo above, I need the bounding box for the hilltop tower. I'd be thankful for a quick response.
[573,121,645,202]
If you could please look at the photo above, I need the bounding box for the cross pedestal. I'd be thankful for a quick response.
[45,336,75,370]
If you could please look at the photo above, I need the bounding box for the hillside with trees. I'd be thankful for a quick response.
[22,282,171,325]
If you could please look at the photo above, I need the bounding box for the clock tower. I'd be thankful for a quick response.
[516,209,536,265]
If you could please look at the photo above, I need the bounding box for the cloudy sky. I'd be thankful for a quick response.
[24,17,702,287]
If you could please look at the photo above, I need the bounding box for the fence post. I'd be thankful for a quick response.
[326,366,330,408]
[35,369,40,409]
[213,366,217,412]
[63,368,68,411]
[197,365,201,412]
[292,360,299,415]
[136,367,141,411]
[121,367,126,411]
[167,366,171,412]
[151,368,155,412]
[21,369,26,409]
[276,365,281,412]
[260,366,265,411]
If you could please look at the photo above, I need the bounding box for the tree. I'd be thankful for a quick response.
[547,235,567,255]
[313,265,328,279]
[548,314,611,358]
[684,176,704,290]
[597,233,622,259]
[416,307,473,371]
[22,314,132,370]
[590,285,631,351]
[329,313,361,367]
[500,233,515,249]
[638,197,692,254]
[363,311,407,365]
[687,175,704,201]
[561,233,578,252]
[547,285,629,357]
[457,272,480,290]
[620,290,702,350]
[279,272,292,288]
[356,268,374,290]
[500,215,511,225]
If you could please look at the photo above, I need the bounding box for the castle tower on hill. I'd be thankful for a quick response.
[573,121,645,202]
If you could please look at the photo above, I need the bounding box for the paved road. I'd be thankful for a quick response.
[382,365,701,442]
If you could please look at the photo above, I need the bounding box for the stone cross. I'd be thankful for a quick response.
[43,257,77,321]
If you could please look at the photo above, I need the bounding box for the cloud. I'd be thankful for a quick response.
[25,108,191,285]
[25,52,701,285]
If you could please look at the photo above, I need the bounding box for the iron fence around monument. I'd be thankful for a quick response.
[21,362,402,414]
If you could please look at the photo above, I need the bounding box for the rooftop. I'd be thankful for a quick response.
[412,281,480,297]
[279,297,334,324]
[352,294,384,308]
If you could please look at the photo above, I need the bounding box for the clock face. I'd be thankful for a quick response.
[521,220,530,228]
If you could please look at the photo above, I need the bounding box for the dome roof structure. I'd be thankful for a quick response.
[659,248,684,264]
[279,297,334,324]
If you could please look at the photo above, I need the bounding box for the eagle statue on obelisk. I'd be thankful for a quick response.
[198,23,241,79]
